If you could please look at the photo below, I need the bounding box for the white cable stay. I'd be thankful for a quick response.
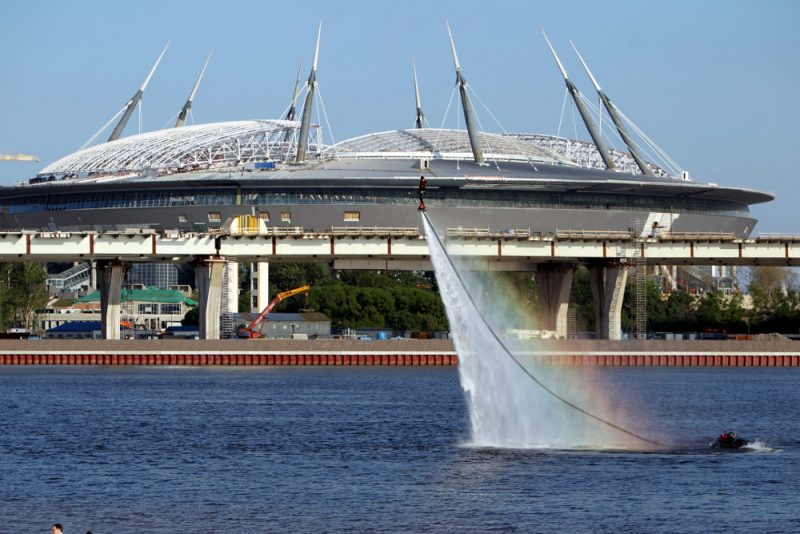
[574,92,661,172]
[80,104,129,150]
[557,87,569,138]
[576,91,683,177]
[277,80,309,121]
[433,85,458,156]
[315,85,338,160]
[613,104,685,176]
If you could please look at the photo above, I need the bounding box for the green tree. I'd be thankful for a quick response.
[570,266,595,333]
[182,306,199,326]
[721,292,748,332]
[662,289,695,332]
[0,262,48,331]
[696,291,725,329]
[268,263,333,312]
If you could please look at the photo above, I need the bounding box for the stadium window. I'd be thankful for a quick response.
[343,211,361,222]
[178,214,188,223]
[281,211,291,223]
[208,212,222,222]
[259,212,270,221]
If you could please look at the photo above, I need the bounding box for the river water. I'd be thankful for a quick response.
[1,365,799,533]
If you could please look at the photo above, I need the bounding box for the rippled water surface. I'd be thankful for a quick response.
[1,366,799,533]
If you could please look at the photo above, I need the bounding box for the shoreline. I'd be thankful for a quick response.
[1,338,799,367]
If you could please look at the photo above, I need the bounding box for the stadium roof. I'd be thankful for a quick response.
[38,120,299,179]
[327,128,575,165]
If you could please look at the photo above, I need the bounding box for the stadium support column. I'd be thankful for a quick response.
[589,262,629,340]
[99,261,128,340]
[250,262,269,312]
[534,264,574,339]
[195,258,226,340]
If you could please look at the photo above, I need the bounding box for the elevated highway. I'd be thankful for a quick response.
[5,227,797,341]
[1,227,798,267]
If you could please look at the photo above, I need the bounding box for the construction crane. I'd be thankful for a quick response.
[0,153,39,162]
[239,285,311,338]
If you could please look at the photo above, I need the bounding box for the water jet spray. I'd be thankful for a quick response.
[422,211,666,449]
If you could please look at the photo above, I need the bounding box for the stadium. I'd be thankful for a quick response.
[0,31,773,240]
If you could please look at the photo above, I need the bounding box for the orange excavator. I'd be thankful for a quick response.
[239,285,311,338]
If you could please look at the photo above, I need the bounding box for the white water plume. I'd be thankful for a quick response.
[423,215,640,449]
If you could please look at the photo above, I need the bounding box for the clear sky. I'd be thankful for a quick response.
[1,0,798,232]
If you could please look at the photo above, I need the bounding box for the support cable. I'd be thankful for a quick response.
[80,104,128,150]
[614,106,684,175]
[432,85,458,156]
[576,92,679,176]
[422,211,667,449]
[557,87,569,138]
[315,86,338,156]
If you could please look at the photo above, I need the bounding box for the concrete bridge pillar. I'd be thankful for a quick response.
[223,261,239,313]
[195,257,227,340]
[99,261,128,340]
[89,260,97,290]
[589,263,629,340]
[534,264,574,339]
[250,261,269,312]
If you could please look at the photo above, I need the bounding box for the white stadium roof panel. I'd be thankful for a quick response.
[39,120,299,177]
[328,128,575,165]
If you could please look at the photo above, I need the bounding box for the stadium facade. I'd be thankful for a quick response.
[0,121,771,238]
[0,27,772,239]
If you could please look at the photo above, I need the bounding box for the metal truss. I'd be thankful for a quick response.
[508,133,672,178]
[326,128,575,165]
[38,120,305,180]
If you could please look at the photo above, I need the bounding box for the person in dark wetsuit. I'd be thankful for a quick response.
[718,431,736,446]
[418,175,427,211]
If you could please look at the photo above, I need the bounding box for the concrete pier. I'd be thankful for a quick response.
[98,261,128,340]
[535,264,574,338]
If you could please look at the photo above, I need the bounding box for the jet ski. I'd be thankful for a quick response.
[712,431,748,449]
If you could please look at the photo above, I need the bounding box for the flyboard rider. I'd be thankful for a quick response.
[418,175,427,211]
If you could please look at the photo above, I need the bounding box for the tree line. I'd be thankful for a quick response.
[251,263,448,332]
[2,260,798,336]
[266,263,800,336]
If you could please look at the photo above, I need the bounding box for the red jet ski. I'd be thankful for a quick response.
[712,431,748,449]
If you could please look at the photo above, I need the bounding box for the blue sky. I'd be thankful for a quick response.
[1,0,798,232]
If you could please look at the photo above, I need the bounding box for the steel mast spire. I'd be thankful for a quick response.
[542,31,615,171]
[108,42,170,142]
[175,53,211,128]
[413,61,425,129]
[285,63,303,122]
[295,23,321,163]
[447,23,485,166]
[571,42,652,175]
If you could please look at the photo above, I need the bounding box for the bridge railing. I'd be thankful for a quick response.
[657,231,737,241]
[756,233,800,242]
[329,226,420,237]
[555,229,634,241]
